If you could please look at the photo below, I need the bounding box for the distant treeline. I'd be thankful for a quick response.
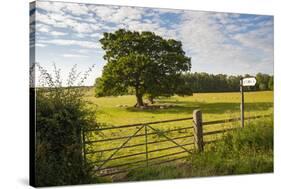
[94,72,273,97]
[181,72,273,93]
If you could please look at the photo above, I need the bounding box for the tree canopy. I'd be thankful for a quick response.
[95,29,191,106]
[179,72,273,93]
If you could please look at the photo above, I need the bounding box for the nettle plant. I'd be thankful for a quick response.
[34,63,98,186]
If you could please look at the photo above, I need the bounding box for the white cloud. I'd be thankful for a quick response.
[50,31,67,36]
[36,11,102,35]
[110,7,143,23]
[37,1,66,14]
[35,3,175,38]
[63,3,89,16]
[73,22,94,33]
[62,54,89,58]
[177,11,273,75]
[35,43,46,47]
[36,23,67,36]
[90,33,103,39]
[179,11,226,54]
[75,49,90,54]
[39,39,100,49]
[37,24,51,33]
[36,11,65,28]
[34,1,273,77]
[89,5,118,19]
[232,22,273,54]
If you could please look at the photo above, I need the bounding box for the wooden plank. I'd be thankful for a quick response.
[95,142,193,172]
[147,125,192,154]
[85,126,193,144]
[98,155,188,177]
[92,151,147,164]
[84,117,193,132]
[204,139,221,145]
[86,134,193,154]
[91,142,193,164]
[95,125,145,171]
[203,127,239,136]
[144,125,149,167]
[203,115,270,126]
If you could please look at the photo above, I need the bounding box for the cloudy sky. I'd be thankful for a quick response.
[30,0,273,86]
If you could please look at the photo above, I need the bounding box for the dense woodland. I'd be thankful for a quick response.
[180,72,273,93]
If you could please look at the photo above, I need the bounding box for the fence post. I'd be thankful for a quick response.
[193,109,204,152]
[144,125,149,167]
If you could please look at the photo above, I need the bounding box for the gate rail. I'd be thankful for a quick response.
[82,111,271,177]
[83,116,194,177]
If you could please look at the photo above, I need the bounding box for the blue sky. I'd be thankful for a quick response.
[30,1,274,86]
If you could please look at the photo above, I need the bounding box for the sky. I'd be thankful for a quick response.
[30,0,274,86]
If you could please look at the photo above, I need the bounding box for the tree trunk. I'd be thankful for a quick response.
[135,87,144,107]
[148,96,154,104]
[136,93,144,107]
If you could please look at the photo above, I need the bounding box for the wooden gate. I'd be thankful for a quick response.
[82,110,270,177]
[83,116,194,177]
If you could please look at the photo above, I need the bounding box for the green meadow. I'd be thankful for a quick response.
[83,90,273,178]
[86,90,273,125]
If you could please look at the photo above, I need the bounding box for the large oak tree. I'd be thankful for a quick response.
[95,29,191,107]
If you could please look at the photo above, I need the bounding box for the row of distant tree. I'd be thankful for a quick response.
[180,72,273,93]
[95,72,273,100]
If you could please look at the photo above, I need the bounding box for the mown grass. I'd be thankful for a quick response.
[85,91,273,125]
[82,91,273,179]
[125,117,273,181]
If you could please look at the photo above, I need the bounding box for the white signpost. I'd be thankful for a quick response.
[242,77,257,87]
[240,77,257,128]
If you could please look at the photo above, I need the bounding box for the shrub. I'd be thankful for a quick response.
[188,117,273,176]
[34,64,99,186]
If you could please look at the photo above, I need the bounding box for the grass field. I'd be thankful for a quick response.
[83,90,273,179]
[86,90,273,125]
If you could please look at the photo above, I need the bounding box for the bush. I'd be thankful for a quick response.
[34,64,99,186]
[189,117,273,176]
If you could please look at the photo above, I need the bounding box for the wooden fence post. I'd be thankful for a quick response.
[144,125,149,167]
[193,109,204,152]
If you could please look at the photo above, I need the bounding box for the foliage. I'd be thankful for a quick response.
[268,76,274,90]
[125,117,273,181]
[256,73,273,91]
[35,64,99,186]
[188,117,273,176]
[96,29,191,106]
[181,72,273,93]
